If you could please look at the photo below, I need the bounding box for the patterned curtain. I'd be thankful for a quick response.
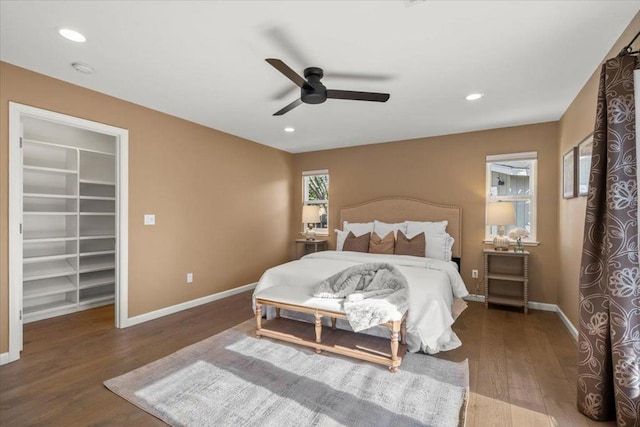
[578,55,640,425]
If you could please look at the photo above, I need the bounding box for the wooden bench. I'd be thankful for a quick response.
[254,286,408,373]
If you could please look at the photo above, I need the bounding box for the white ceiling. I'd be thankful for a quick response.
[1,1,638,153]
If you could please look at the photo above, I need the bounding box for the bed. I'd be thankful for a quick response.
[252,197,468,357]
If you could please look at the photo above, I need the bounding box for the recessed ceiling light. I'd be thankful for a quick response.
[465,93,484,101]
[284,127,295,133]
[59,28,86,43]
[71,62,94,74]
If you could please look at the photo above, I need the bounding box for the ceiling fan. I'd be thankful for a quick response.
[266,58,390,116]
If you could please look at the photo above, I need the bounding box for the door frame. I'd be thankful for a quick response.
[7,102,129,364]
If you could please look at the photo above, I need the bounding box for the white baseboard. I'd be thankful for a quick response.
[527,301,557,311]
[462,294,578,341]
[0,352,10,366]
[555,305,579,341]
[121,282,257,328]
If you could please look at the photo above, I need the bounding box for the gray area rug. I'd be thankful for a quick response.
[105,320,468,427]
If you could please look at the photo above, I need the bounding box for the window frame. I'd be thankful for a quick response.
[302,169,329,236]
[485,152,539,245]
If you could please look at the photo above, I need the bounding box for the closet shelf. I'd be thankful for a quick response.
[23,277,76,299]
[22,137,77,151]
[79,294,114,308]
[80,250,116,257]
[79,234,116,241]
[79,179,115,186]
[23,253,77,264]
[79,212,116,216]
[78,147,116,156]
[24,211,77,216]
[24,301,77,317]
[24,260,77,282]
[79,195,116,201]
[80,270,115,289]
[24,230,77,241]
[79,256,115,274]
[24,236,77,244]
[24,193,77,199]
[24,165,77,175]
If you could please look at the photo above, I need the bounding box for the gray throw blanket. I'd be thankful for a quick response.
[313,263,408,332]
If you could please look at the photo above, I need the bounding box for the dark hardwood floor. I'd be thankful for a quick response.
[0,293,608,426]
[441,303,614,427]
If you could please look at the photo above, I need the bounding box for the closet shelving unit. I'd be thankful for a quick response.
[22,138,117,323]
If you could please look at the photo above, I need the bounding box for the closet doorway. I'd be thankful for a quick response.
[7,103,129,363]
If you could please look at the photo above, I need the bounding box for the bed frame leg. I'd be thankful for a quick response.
[314,313,323,353]
[275,307,281,319]
[255,303,262,338]
[401,318,407,345]
[331,317,337,330]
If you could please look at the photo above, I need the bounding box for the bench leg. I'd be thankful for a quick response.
[314,313,322,353]
[389,320,400,373]
[255,303,262,338]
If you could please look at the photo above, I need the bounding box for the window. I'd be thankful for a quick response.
[486,152,537,243]
[303,170,329,235]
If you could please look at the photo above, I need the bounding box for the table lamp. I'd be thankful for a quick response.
[487,201,515,251]
[302,205,321,240]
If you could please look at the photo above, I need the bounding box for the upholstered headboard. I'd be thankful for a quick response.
[339,197,462,259]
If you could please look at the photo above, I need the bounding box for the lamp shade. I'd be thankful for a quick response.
[487,202,515,226]
[302,205,321,224]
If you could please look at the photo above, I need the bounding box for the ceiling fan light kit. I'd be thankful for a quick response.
[266,58,390,116]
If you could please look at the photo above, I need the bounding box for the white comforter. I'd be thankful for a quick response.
[253,251,469,354]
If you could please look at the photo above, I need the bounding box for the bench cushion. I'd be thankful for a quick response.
[254,284,406,321]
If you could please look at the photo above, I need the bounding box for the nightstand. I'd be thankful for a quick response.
[484,249,529,314]
[295,239,328,259]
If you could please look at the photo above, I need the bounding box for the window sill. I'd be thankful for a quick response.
[483,239,540,247]
[300,231,329,237]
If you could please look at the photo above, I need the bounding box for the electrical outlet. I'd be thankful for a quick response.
[187,273,193,284]
[471,269,479,279]
[144,214,155,225]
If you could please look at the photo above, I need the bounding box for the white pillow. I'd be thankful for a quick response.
[343,221,374,236]
[405,220,448,237]
[335,229,348,251]
[373,220,407,239]
[424,234,455,261]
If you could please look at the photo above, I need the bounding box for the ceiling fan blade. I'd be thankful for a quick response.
[274,99,303,116]
[326,90,390,102]
[272,85,297,101]
[324,72,392,82]
[266,59,308,88]
[263,27,311,68]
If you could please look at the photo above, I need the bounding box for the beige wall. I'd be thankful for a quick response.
[0,62,294,353]
[292,122,560,303]
[557,13,640,327]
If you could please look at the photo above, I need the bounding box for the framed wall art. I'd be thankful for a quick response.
[577,133,594,196]
[563,147,577,199]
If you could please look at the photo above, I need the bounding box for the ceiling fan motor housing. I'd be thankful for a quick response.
[302,67,327,104]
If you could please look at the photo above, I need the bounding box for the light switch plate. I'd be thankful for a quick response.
[144,214,155,225]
